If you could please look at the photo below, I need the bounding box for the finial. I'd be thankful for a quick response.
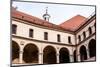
[46,7,48,14]
[43,7,50,21]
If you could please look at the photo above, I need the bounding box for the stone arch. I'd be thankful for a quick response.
[23,43,39,63]
[79,45,87,61]
[12,40,20,63]
[43,46,57,64]
[88,39,96,58]
[59,47,70,63]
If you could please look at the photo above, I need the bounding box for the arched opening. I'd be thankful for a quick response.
[74,50,77,62]
[80,45,87,61]
[12,41,19,63]
[43,46,56,64]
[23,43,38,63]
[59,47,70,63]
[88,39,96,58]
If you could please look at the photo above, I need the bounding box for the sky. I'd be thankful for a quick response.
[12,1,95,25]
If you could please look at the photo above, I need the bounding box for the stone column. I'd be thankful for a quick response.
[19,41,24,64]
[56,47,60,63]
[56,53,59,63]
[77,54,81,62]
[76,47,81,62]
[70,55,74,62]
[39,53,43,64]
[86,49,90,59]
[86,44,90,60]
[19,46,24,63]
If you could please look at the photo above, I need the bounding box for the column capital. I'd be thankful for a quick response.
[56,53,59,56]
[70,54,74,57]
[39,53,43,55]
[19,51,23,54]
[86,49,89,51]
[20,41,25,45]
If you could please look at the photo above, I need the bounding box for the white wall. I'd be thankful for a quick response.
[12,20,76,45]
[76,19,95,44]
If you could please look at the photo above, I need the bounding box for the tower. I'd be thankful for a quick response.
[43,7,51,21]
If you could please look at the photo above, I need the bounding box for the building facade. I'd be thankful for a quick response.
[12,7,96,65]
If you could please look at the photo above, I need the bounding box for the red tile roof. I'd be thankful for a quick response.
[59,15,87,31]
[12,8,68,31]
[12,9,51,26]
[12,8,89,32]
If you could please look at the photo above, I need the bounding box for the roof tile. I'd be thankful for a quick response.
[59,15,87,31]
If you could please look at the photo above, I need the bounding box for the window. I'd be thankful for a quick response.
[57,34,61,42]
[29,29,33,38]
[88,27,92,35]
[12,24,17,34]
[78,35,81,42]
[44,32,48,40]
[68,36,71,43]
[83,31,86,39]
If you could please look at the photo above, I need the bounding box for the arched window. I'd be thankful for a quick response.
[68,36,71,43]
[12,24,17,34]
[83,31,86,39]
[88,27,92,35]
[57,34,61,42]
[78,35,81,42]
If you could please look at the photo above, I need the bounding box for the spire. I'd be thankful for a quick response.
[43,7,51,21]
[46,7,48,14]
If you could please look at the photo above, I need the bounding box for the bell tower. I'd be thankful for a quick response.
[43,7,51,21]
